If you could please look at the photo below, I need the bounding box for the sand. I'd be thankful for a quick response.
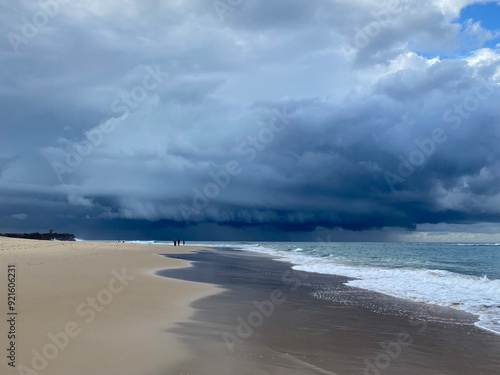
[3,239,499,375]
[0,237,218,375]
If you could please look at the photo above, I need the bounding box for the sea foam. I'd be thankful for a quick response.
[237,243,500,335]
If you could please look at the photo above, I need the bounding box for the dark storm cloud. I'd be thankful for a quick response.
[1,0,500,240]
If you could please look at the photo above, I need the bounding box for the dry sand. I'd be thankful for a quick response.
[0,237,218,375]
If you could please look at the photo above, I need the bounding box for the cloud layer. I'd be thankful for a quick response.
[1,0,500,240]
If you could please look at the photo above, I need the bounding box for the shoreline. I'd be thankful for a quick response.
[224,243,500,337]
[160,247,500,375]
[0,237,220,375]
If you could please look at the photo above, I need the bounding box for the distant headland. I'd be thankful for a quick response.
[0,232,76,241]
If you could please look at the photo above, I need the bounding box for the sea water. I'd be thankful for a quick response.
[186,241,500,335]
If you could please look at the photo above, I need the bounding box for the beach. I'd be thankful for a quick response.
[1,238,499,375]
[0,237,218,375]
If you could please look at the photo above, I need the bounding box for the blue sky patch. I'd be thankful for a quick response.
[459,1,500,31]
[459,1,500,49]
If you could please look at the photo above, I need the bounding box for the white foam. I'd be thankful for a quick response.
[242,244,500,335]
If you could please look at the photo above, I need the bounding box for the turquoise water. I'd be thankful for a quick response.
[252,242,500,280]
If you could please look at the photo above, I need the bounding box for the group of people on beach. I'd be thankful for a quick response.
[173,239,185,246]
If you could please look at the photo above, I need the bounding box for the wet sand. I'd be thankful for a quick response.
[161,247,500,375]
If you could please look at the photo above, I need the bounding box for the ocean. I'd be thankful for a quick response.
[176,241,500,336]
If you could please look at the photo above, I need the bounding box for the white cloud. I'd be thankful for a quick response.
[68,195,95,208]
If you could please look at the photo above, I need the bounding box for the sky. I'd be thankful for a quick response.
[1,0,500,242]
